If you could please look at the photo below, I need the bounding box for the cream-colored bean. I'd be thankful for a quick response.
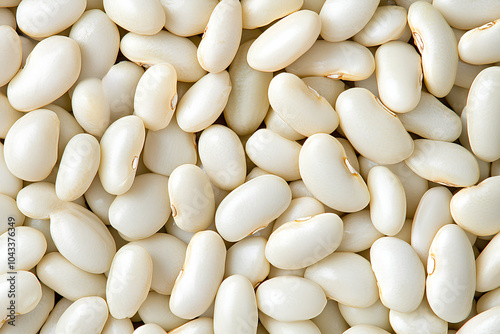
[455,306,500,334]
[302,76,345,107]
[353,5,407,46]
[345,325,392,334]
[411,187,454,266]
[477,287,500,313]
[389,299,447,334]
[170,231,226,320]
[259,312,320,334]
[299,134,369,212]
[336,88,413,164]
[268,73,339,137]
[98,115,145,195]
[109,173,170,239]
[55,134,100,202]
[246,129,301,181]
[466,67,500,162]
[370,237,425,312]
[39,298,72,334]
[266,213,343,270]
[4,109,59,181]
[368,166,406,236]
[102,316,134,334]
[0,226,46,274]
[354,72,379,97]
[427,224,475,323]
[268,266,305,279]
[339,299,391,332]
[0,271,42,322]
[197,0,242,73]
[84,176,114,225]
[55,296,108,334]
[120,31,206,82]
[15,182,60,220]
[36,252,106,301]
[0,26,21,87]
[133,324,167,334]
[257,276,326,321]
[225,236,270,287]
[134,63,177,131]
[23,218,56,254]
[176,72,231,132]
[319,0,379,42]
[7,36,81,111]
[107,244,152,319]
[286,40,375,80]
[16,0,86,38]
[169,164,215,233]
[264,107,305,141]
[247,10,321,72]
[143,117,197,177]
[0,8,15,28]
[242,0,303,29]
[475,232,500,292]
[131,233,186,296]
[311,300,349,334]
[71,78,110,138]
[214,275,258,334]
[103,0,164,35]
[161,0,217,37]
[50,203,116,273]
[138,292,186,332]
[0,94,22,140]
[455,60,489,89]
[198,125,246,191]
[404,139,479,187]
[0,144,21,199]
[216,175,291,242]
[305,252,379,308]
[398,91,462,142]
[168,317,214,334]
[433,0,500,30]
[337,210,382,252]
[273,196,325,231]
[375,41,422,113]
[224,40,272,136]
[102,61,143,122]
[408,1,457,98]
[445,85,468,116]
[69,9,119,81]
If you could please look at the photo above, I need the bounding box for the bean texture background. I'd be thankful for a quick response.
[0,0,499,332]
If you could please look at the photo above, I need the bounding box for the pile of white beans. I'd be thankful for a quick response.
[1,0,500,333]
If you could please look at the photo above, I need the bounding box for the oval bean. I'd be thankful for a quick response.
[55,296,108,334]
[103,0,165,35]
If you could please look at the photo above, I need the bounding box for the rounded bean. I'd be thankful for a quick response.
[273,196,325,231]
[55,296,108,334]
[161,0,217,37]
[242,0,303,29]
[138,292,186,332]
[339,299,391,332]
[103,0,165,35]
[432,0,500,30]
[389,299,447,334]
[259,312,321,334]
[0,226,46,275]
[337,210,383,253]
[0,26,21,87]
[353,6,407,47]
[0,271,42,321]
[224,237,269,288]
[168,317,214,334]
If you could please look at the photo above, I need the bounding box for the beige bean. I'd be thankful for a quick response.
[55,296,108,334]
[168,317,214,334]
[4,109,59,181]
[0,8,15,28]
[264,107,305,141]
[445,85,468,115]
[432,0,500,30]
[286,40,375,80]
[39,298,72,334]
[375,41,422,113]
[311,300,349,334]
[7,36,81,111]
[466,67,500,162]
[161,0,217,37]
[103,0,165,35]
[273,196,325,231]
[15,182,60,220]
[216,175,291,242]
[477,287,500,313]
[138,292,186,332]
[0,93,22,140]
[242,0,303,29]
[408,1,458,97]
[0,26,21,87]
[0,271,42,323]
[23,218,56,254]
[299,133,369,212]
[353,5,407,47]
[247,10,321,72]
[266,213,343,270]
[398,91,462,142]
[134,63,177,131]
[84,175,114,225]
[224,40,273,136]
[404,139,479,187]
[102,316,134,334]
[455,306,500,334]
[455,60,489,89]
[476,231,500,292]
[107,244,152,319]
[16,0,86,38]
[0,143,21,199]
[305,252,379,308]
[337,210,383,253]
[389,299,447,334]
[302,76,345,107]
[371,237,425,312]
[268,73,339,136]
[176,72,231,132]
[198,125,246,191]
[427,224,476,323]
[98,115,145,195]
[0,226,46,274]
[319,0,379,42]
[339,299,391,332]
[259,312,320,334]
[170,231,226,320]
[336,88,413,164]
[197,0,242,73]
[225,236,269,287]
[214,275,258,333]
[133,324,167,334]
[120,31,206,82]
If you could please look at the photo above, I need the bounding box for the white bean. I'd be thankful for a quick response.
[455,306,500,334]
[55,296,108,334]
[339,299,391,332]
[168,317,214,334]
[259,312,321,334]
[389,299,447,334]
[0,226,46,275]
[0,271,42,322]
[103,0,165,35]
[242,0,303,29]
[311,300,349,334]
[432,0,500,30]
[336,210,383,253]
[0,26,21,88]
[161,0,217,37]
[475,231,500,293]
[138,292,186,332]
[353,6,407,47]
